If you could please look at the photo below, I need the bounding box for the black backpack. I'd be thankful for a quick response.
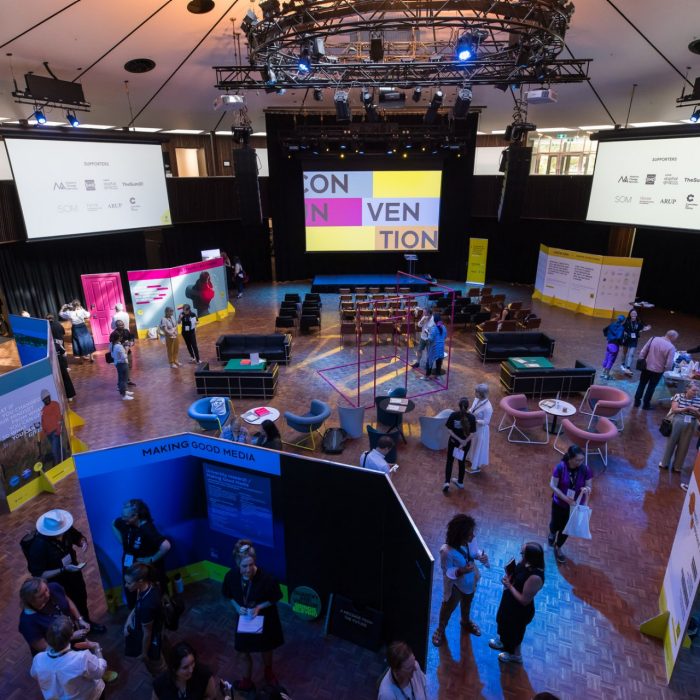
[321,428,348,454]
[20,529,38,564]
[161,590,185,631]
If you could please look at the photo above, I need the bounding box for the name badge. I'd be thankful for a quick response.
[684,414,693,424]
[61,553,72,568]
[630,333,636,339]
[123,554,134,567]
[454,420,462,429]
[183,325,191,332]
[566,489,576,499]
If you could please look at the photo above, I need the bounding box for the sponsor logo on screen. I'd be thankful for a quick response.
[663,175,679,185]
[86,203,102,212]
[122,181,144,187]
[57,204,79,213]
[645,174,656,185]
[614,195,633,204]
[53,181,78,191]
[639,196,654,205]
[660,198,677,205]
[108,203,122,209]
[686,194,698,210]
[102,179,119,190]
[618,175,639,184]
[129,196,141,211]
[84,179,96,191]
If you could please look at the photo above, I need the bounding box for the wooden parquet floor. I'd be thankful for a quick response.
[2,280,700,700]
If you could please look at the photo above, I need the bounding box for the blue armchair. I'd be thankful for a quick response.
[419,408,453,450]
[188,397,232,432]
[366,424,400,463]
[283,399,331,450]
[338,405,365,439]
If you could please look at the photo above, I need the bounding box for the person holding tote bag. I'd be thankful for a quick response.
[159,307,180,369]
[659,382,700,489]
[547,445,592,564]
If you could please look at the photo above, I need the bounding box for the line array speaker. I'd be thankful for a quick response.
[497,145,532,224]
[232,147,263,226]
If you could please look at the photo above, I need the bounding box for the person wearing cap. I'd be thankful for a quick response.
[39,389,64,466]
[27,509,107,634]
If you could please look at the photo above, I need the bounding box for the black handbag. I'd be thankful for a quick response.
[105,351,114,364]
[659,414,673,437]
[636,358,646,371]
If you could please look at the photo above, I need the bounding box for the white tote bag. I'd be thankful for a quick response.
[563,491,592,539]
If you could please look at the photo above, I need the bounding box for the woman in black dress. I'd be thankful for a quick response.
[152,641,227,700]
[222,539,284,692]
[489,542,545,664]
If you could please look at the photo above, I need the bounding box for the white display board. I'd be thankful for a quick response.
[4,138,172,239]
[586,135,700,232]
[533,245,642,317]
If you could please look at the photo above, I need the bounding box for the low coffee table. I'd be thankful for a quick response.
[507,356,554,370]
[378,397,415,443]
[242,406,281,425]
[225,358,268,371]
[538,399,576,434]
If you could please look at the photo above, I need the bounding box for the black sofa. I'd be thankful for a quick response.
[475,331,555,362]
[215,334,292,364]
[195,362,279,399]
[499,359,596,397]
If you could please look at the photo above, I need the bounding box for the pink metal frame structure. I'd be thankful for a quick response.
[317,271,457,408]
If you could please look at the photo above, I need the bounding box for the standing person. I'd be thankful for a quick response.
[377,641,428,700]
[123,564,166,675]
[659,382,700,489]
[222,539,284,691]
[40,389,64,466]
[159,307,181,369]
[411,307,434,370]
[431,514,489,647]
[26,509,107,633]
[466,383,493,474]
[489,542,545,664]
[634,330,679,409]
[111,338,134,401]
[178,304,200,364]
[421,312,446,381]
[47,315,75,402]
[112,499,171,609]
[601,315,625,380]
[548,445,593,564]
[30,615,107,700]
[619,309,651,375]
[442,398,476,494]
[59,300,95,362]
[111,303,130,330]
[153,641,227,700]
[111,319,136,386]
[359,435,399,475]
[232,257,245,299]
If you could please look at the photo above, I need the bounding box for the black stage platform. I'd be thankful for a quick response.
[311,274,433,293]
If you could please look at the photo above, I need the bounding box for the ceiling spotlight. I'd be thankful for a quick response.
[424,90,443,125]
[262,65,276,86]
[412,87,422,102]
[455,35,475,62]
[370,33,384,62]
[361,89,373,106]
[334,90,351,123]
[311,37,325,59]
[187,0,215,13]
[313,87,323,101]
[298,48,311,73]
[690,107,700,123]
[33,110,47,125]
[66,112,80,127]
[453,87,472,118]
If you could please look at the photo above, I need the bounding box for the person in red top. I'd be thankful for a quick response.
[40,389,64,466]
[186,272,215,317]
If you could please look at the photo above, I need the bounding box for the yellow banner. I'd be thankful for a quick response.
[466,237,488,285]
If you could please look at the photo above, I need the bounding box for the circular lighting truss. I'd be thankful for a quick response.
[214,0,589,90]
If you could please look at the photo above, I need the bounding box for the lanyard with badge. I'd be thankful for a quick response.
[566,467,580,500]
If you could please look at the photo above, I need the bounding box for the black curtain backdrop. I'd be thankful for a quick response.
[265,111,478,282]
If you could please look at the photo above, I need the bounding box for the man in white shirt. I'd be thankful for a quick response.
[360,436,399,475]
[412,307,435,369]
[110,303,130,330]
[31,615,107,700]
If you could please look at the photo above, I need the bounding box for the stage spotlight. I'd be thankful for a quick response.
[423,90,443,124]
[453,87,472,118]
[262,65,277,85]
[33,110,47,124]
[298,48,311,73]
[66,112,80,127]
[412,87,422,102]
[691,107,700,123]
[361,89,372,106]
[370,34,384,62]
[313,87,323,101]
[455,35,475,61]
[334,90,351,123]
[311,37,325,59]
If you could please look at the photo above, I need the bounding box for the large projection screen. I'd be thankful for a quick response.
[586,135,700,232]
[303,170,442,252]
[4,138,172,239]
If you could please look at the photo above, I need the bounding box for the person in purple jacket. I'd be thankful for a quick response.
[547,445,593,564]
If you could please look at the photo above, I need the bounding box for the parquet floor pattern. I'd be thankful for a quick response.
[1,280,700,699]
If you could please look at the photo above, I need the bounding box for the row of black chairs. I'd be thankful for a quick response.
[276,293,322,334]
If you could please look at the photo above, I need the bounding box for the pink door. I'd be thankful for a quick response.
[81,272,125,346]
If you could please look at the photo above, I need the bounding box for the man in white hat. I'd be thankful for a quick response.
[39,389,64,466]
[27,509,107,634]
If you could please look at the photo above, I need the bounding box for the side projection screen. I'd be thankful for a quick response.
[304,170,442,252]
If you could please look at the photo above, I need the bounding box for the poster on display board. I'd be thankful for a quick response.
[128,257,230,336]
[533,244,643,317]
[466,237,488,285]
[640,452,700,681]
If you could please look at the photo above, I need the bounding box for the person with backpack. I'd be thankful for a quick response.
[601,315,626,380]
[442,398,476,494]
[618,309,651,375]
[359,436,399,475]
[25,509,107,634]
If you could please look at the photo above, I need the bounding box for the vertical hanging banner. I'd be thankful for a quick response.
[640,451,700,681]
[466,237,488,285]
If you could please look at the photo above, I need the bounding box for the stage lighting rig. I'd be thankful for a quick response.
[691,107,700,123]
[453,87,472,118]
[412,87,422,102]
[424,90,443,125]
[66,112,80,127]
[313,87,323,101]
[334,90,351,122]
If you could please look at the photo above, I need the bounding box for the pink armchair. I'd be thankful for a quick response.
[553,416,618,468]
[579,385,631,431]
[498,394,549,444]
